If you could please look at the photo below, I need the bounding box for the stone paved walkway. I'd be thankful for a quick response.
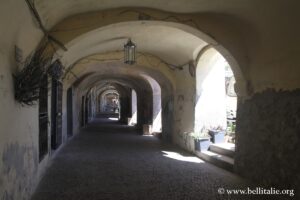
[31,117,258,200]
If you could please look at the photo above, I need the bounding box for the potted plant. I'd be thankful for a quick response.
[191,129,211,152]
[208,126,225,144]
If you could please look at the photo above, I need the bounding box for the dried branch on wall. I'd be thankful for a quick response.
[12,0,67,106]
[13,47,47,105]
[13,44,63,106]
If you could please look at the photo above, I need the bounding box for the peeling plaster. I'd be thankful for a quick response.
[0,143,38,200]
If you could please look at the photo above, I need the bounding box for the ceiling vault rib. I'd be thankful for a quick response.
[25,0,68,51]
[195,44,213,63]
[119,9,200,30]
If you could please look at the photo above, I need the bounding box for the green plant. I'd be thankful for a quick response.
[226,123,236,135]
[190,127,210,140]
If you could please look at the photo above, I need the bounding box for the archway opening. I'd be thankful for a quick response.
[98,87,120,120]
[140,74,162,135]
[195,48,237,148]
[57,19,243,147]
[91,81,133,123]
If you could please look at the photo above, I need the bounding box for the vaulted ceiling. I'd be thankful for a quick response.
[31,0,300,91]
[59,22,207,67]
[35,0,298,30]
[34,0,299,67]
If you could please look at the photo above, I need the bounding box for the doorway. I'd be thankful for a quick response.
[67,87,73,137]
[51,78,63,150]
[39,75,48,161]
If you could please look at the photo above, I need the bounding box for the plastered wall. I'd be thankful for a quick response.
[172,65,195,150]
[0,1,46,199]
[195,50,227,133]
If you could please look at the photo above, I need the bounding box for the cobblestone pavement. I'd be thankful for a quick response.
[31,117,261,200]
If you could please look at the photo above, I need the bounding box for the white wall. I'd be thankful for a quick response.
[195,55,227,132]
[129,90,137,125]
[0,1,47,199]
[172,63,195,150]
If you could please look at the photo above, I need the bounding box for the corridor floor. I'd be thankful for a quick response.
[31,117,255,200]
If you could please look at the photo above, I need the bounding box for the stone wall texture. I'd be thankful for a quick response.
[235,89,300,193]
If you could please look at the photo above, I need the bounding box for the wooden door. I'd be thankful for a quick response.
[51,78,63,150]
[67,87,73,137]
[39,75,48,161]
[85,96,89,125]
[81,96,85,127]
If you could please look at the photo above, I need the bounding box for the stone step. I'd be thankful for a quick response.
[209,143,235,158]
[196,150,234,172]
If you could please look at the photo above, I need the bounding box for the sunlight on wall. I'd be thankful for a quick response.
[151,85,161,133]
[129,90,137,125]
[129,112,137,126]
[195,56,227,132]
[140,74,162,133]
[152,110,162,133]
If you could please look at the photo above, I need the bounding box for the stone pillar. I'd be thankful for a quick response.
[119,96,130,123]
[143,124,152,135]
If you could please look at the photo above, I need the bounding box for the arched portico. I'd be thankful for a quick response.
[3,2,300,199]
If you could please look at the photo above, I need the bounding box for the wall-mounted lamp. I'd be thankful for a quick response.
[124,39,136,65]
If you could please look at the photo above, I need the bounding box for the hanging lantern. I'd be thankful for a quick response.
[124,39,136,65]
